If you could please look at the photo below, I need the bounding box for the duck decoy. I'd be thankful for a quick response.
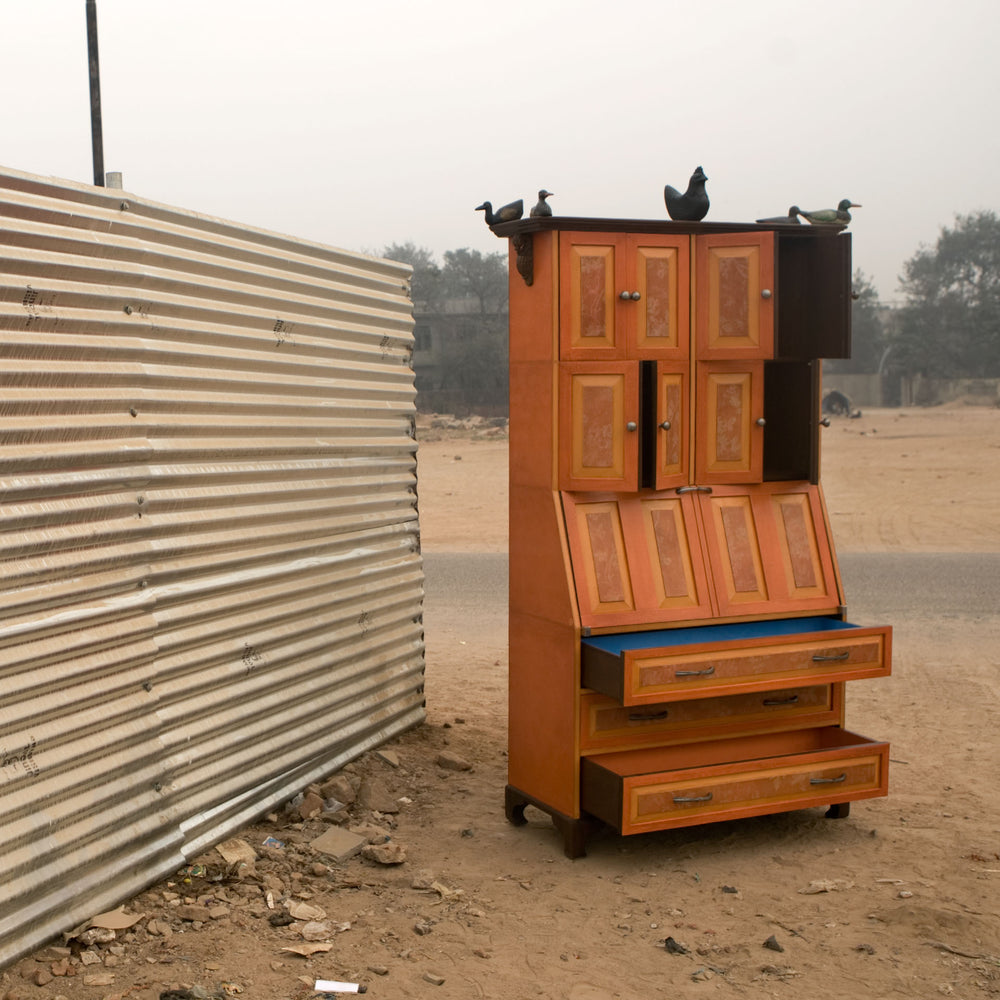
[756,206,802,225]
[475,199,524,227]
[663,166,709,221]
[530,189,554,217]
[796,199,860,225]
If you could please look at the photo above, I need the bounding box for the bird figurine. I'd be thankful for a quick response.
[756,206,802,225]
[530,189,554,217]
[475,199,523,227]
[796,199,860,225]
[663,166,709,221]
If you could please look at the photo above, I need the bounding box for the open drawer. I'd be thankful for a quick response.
[580,684,843,753]
[581,727,889,836]
[581,617,891,706]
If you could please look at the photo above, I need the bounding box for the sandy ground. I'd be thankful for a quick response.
[5,405,1000,1000]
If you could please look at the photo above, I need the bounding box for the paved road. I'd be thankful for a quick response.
[422,551,1000,623]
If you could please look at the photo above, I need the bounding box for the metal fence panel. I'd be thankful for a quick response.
[0,166,424,966]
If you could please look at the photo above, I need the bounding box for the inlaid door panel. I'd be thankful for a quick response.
[632,238,689,359]
[695,361,764,484]
[631,495,714,619]
[562,496,636,620]
[757,485,842,611]
[559,363,639,491]
[701,489,770,614]
[695,232,774,359]
[653,363,689,490]
[561,237,620,358]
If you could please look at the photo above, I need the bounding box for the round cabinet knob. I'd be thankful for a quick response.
[755,417,766,427]
[630,291,641,301]
[761,289,772,299]
[619,290,631,300]
[626,421,638,432]
[820,417,831,427]
[659,420,672,431]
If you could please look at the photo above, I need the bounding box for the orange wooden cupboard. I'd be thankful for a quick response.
[493,215,891,857]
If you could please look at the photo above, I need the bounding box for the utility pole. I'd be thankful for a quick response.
[86,0,105,186]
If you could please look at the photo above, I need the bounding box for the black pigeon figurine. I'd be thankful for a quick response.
[663,166,709,221]
[796,199,860,225]
[756,206,802,225]
[530,189,554,217]
[475,199,524,227]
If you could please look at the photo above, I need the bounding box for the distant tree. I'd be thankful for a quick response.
[438,249,508,404]
[381,242,444,312]
[442,248,508,318]
[893,211,1000,377]
[824,269,885,374]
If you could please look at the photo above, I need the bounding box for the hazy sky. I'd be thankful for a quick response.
[1,0,997,302]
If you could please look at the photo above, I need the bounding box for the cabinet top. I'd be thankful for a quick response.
[491,216,848,238]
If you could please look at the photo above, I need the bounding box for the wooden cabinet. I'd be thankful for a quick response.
[502,216,889,857]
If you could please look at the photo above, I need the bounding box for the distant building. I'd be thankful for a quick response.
[412,296,509,415]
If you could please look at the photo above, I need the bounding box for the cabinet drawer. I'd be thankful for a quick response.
[581,618,891,707]
[580,684,842,753]
[581,727,888,836]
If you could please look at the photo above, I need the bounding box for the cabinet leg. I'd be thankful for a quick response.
[552,814,589,859]
[826,802,851,819]
[504,785,529,826]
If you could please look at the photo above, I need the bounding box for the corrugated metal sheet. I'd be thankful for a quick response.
[0,166,424,966]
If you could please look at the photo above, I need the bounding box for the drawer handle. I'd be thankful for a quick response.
[810,773,847,785]
[673,793,713,804]
[812,651,850,662]
[676,485,713,495]
[762,695,799,706]
[628,710,669,722]
[675,666,715,678]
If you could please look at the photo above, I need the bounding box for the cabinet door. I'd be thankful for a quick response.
[630,236,690,360]
[561,491,715,629]
[559,363,639,491]
[653,362,689,490]
[560,233,626,360]
[560,233,690,361]
[700,483,841,617]
[695,232,774,359]
[695,361,764,484]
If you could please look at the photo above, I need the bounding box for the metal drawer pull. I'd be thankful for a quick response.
[812,651,850,662]
[763,695,799,706]
[673,793,713,803]
[628,709,669,722]
[810,773,847,785]
[675,666,715,678]
[676,485,713,494]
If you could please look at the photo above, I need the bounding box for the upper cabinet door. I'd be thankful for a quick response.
[630,236,690,360]
[696,232,775,360]
[560,233,690,361]
[561,233,625,360]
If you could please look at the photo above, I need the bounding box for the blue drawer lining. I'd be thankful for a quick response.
[582,617,857,655]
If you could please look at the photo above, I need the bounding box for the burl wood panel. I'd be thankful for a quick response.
[559,363,638,491]
[695,232,774,359]
[695,362,764,484]
[561,239,619,357]
[654,363,689,489]
[632,238,690,359]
